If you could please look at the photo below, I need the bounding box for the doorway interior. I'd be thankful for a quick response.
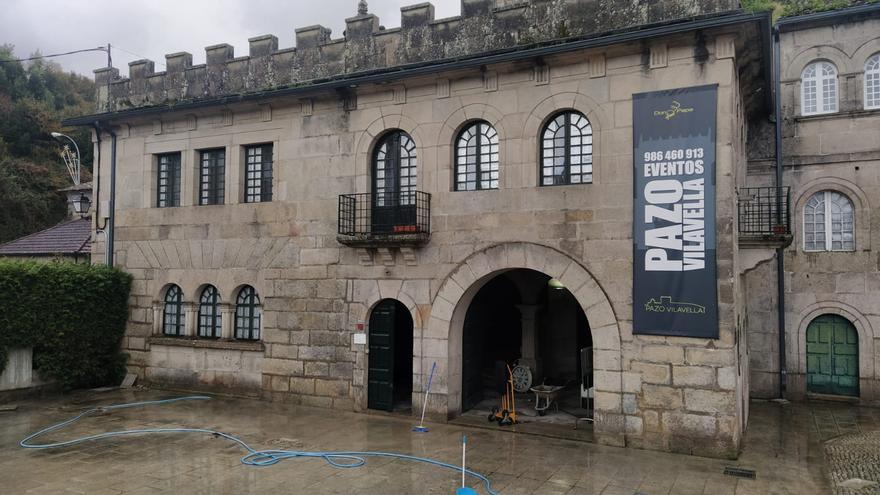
[457,269,593,436]
[367,299,414,412]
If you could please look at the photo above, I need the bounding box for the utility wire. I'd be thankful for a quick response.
[0,46,107,64]
[110,44,166,68]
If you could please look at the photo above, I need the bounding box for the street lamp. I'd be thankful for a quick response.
[50,132,81,185]
[72,193,92,219]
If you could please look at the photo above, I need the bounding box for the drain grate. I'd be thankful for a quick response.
[724,466,757,479]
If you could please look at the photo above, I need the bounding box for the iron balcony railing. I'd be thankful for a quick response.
[337,191,431,246]
[737,186,792,243]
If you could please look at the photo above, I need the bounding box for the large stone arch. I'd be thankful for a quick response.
[425,242,624,444]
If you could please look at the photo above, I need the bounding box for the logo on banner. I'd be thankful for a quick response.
[653,100,694,120]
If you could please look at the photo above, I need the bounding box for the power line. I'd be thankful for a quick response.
[110,44,166,68]
[0,46,107,64]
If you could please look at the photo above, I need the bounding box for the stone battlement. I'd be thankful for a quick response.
[93,0,739,113]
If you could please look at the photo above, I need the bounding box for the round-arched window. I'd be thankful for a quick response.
[455,121,499,191]
[801,61,838,115]
[804,190,854,251]
[235,286,262,341]
[541,111,593,186]
[198,285,222,338]
[162,285,184,336]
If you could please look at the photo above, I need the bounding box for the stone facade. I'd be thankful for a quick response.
[74,1,779,459]
[744,7,880,406]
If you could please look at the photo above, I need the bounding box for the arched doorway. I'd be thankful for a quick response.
[368,299,414,411]
[806,314,859,397]
[460,268,593,422]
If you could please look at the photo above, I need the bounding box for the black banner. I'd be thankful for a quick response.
[632,85,718,338]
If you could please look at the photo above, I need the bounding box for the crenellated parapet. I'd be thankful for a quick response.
[93,0,740,113]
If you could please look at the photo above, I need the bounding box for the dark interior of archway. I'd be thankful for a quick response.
[461,269,592,419]
[392,301,413,409]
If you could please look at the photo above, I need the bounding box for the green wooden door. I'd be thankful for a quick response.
[368,300,396,411]
[806,315,859,397]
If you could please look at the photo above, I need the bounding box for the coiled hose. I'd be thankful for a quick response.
[20,396,497,494]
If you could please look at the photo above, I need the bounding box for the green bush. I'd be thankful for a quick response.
[0,260,132,389]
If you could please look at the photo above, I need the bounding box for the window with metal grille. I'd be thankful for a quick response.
[865,54,880,110]
[244,144,273,203]
[801,61,838,116]
[455,121,499,191]
[541,111,593,186]
[804,191,854,252]
[198,285,222,338]
[234,286,261,340]
[162,285,184,336]
[199,149,226,205]
[157,153,181,207]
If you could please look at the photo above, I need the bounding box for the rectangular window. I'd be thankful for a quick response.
[199,149,226,205]
[244,144,273,203]
[157,153,181,208]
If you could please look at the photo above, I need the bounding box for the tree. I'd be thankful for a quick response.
[0,44,94,243]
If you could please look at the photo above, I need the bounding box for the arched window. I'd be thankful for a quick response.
[801,61,838,115]
[455,121,499,191]
[804,191,854,251]
[162,285,184,336]
[541,111,593,186]
[235,286,261,341]
[865,54,880,110]
[374,131,417,207]
[198,285,222,338]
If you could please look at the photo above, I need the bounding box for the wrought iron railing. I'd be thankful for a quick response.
[737,187,791,240]
[337,191,431,245]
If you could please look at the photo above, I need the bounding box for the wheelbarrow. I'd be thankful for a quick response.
[530,383,567,416]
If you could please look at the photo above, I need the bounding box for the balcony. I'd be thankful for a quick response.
[737,187,792,248]
[337,191,431,247]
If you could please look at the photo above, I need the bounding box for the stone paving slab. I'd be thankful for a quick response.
[1,390,872,494]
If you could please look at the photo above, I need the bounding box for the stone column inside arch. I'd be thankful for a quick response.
[219,304,234,339]
[516,304,542,383]
[183,302,197,337]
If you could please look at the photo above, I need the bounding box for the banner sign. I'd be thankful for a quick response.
[632,85,718,338]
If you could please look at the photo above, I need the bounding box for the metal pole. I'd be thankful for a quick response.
[773,29,787,398]
[107,129,117,267]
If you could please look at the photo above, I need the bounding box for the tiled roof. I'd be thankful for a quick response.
[0,218,91,256]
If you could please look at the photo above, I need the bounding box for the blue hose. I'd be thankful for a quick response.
[20,396,498,494]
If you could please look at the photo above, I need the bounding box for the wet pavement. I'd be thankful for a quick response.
[1,389,878,494]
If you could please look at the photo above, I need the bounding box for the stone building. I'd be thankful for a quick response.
[62,0,877,459]
[745,4,880,406]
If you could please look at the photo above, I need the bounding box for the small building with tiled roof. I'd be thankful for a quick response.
[0,218,91,263]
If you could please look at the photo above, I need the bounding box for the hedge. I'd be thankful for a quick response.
[0,260,132,389]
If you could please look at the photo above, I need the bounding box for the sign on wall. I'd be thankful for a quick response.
[632,85,718,338]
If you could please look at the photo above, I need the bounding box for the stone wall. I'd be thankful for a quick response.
[87,16,762,457]
[744,13,880,404]
[92,0,739,113]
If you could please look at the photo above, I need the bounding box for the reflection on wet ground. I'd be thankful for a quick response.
[2,389,878,494]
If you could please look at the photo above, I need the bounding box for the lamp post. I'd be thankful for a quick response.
[72,193,92,219]
[50,131,82,185]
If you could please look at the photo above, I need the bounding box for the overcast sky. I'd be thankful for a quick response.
[2,0,461,78]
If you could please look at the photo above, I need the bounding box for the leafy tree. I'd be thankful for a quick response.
[0,44,94,243]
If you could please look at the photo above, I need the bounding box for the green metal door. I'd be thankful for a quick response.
[806,314,859,397]
[368,300,395,411]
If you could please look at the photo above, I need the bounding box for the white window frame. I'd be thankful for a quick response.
[801,61,838,116]
[865,54,880,110]
[803,191,855,252]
